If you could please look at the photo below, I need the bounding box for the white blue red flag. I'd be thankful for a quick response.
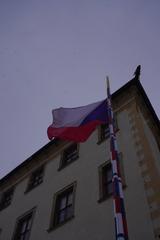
[48,78,129,239]
[47,99,107,142]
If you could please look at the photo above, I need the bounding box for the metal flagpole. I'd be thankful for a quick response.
[106,76,129,240]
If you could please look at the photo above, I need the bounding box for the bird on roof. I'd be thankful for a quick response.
[134,65,141,80]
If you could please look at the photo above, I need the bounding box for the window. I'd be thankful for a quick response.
[98,153,125,201]
[49,182,76,230]
[0,187,14,210]
[12,208,35,240]
[98,115,118,143]
[99,161,112,201]
[100,123,110,141]
[59,144,79,169]
[102,162,113,197]
[26,165,44,192]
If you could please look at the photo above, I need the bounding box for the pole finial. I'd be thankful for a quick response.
[106,76,111,98]
[106,76,110,89]
[134,65,141,80]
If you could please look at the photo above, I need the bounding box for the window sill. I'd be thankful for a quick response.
[24,181,43,194]
[47,215,75,233]
[98,194,112,203]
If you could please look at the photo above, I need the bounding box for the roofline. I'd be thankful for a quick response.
[0,77,159,185]
[0,138,60,185]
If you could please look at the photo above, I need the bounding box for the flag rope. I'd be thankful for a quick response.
[106,77,129,240]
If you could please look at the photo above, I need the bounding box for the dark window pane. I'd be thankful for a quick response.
[102,166,112,181]
[102,163,113,197]
[27,166,44,191]
[54,186,74,227]
[13,212,34,240]
[59,196,67,210]
[66,205,73,219]
[107,182,113,195]
[100,116,118,141]
[61,144,78,168]
[67,192,73,205]
[101,124,110,140]
[59,210,65,223]
[20,221,27,234]
[0,188,14,210]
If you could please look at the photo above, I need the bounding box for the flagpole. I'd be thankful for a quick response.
[106,77,129,240]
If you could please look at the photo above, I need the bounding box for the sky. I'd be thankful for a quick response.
[0,0,160,178]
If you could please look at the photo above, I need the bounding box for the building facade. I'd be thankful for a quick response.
[0,77,160,240]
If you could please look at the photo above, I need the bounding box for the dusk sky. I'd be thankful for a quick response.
[0,0,160,178]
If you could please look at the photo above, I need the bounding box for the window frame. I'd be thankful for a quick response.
[48,182,77,231]
[101,161,113,198]
[0,187,14,211]
[97,114,119,144]
[12,207,36,240]
[25,165,45,193]
[59,144,79,170]
[98,153,126,202]
[99,123,110,142]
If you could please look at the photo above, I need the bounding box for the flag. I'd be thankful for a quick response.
[47,99,108,142]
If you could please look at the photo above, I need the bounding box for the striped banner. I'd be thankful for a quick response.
[106,77,129,240]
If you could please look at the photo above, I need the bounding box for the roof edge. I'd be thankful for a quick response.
[0,76,159,185]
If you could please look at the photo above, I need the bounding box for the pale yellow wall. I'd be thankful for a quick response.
[137,111,160,239]
[0,107,158,240]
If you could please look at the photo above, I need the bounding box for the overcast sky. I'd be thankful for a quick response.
[0,0,160,178]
